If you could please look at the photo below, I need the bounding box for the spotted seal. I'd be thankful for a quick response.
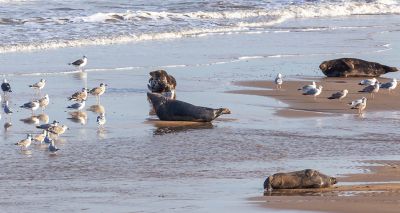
[147,70,177,99]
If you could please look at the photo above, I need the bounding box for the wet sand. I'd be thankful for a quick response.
[231,78,399,117]
[251,161,400,213]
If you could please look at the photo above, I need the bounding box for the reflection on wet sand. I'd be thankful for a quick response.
[36,113,49,123]
[73,71,87,80]
[20,116,40,125]
[4,122,12,131]
[145,119,214,135]
[67,111,88,125]
[87,104,105,114]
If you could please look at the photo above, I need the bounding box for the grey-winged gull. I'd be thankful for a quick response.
[328,89,348,101]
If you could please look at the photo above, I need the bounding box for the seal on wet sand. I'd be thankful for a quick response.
[147,92,231,122]
[263,169,337,192]
[319,58,398,77]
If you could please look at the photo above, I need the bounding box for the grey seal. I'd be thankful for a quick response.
[263,169,337,192]
[319,58,398,77]
[147,92,231,122]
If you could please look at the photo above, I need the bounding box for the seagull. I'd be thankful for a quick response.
[68,88,88,102]
[380,78,397,94]
[49,140,60,153]
[274,73,283,89]
[97,113,106,127]
[15,134,32,150]
[1,78,12,95]
[29,79,46,91]
[359,81,380,99]
[328,89,348,101]
[349,97,367,114]
[20,100,40,114]
[33,130,47,144]
[38,94,50,111]
[359,78,377,86]
[67,100,85,111]
[303,85,323,99]
[69,56,87,70]
[36,120,59,130]
[298,81,317,93]
[47,125,68,136]
[89,83,107,102]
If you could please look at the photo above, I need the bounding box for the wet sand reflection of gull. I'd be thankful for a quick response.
[359,81,379,99]
[349,97,367,114]
[274,73,283,89]
[15,134,32,150]
[87,104,105,114]
[49,140,60,153]
[68,111,87,125]
[67,100,85,111]
[20,100,39,115]
[89,83,107,103]
[68,88,88,102]
[298,81,316,93]
[303,85,323,100]
[44,131,52,144]
[4,122,12,130]
[328,89,348,101]
[97,113,106,127]
[36,113,49,123]
[380,78,397,94]
[359,78,377,86]
[20,116,40,125]
[3,101,13,122]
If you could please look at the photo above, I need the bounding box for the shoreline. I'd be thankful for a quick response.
[230,77,399,117]
[250,161,400,213]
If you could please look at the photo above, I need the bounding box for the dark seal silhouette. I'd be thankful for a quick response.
[263,169,337,192]
[319,58,398,77]
[147,92,231,122]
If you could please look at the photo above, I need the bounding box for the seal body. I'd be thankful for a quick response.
[147,92,230,122]
[263,169,337,192]
[319,58,398,77]
[148,70,177,99]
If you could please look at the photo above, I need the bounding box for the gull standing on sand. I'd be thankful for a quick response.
[274,73,283,89]
[298,81,317,93]
[48,125,68,136]
[303,85,323,99]
[97,113,106,127]
[33,130,47,144]
[68,88,88,102]
[359,78,377,86]
[67,100,86,111]
[15,134,32,150]
[29,79,46,91]
[380,78,397,94]
[349,97,367,114]
[38,94,50,111]
[69,56,87,70]
[89,83,107,102]
[20,100,40,114]
[1,79,12,95]
[328,89,348,101]
[359,81,380,99]
[36,120,59,131]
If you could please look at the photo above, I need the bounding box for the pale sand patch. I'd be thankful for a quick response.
[251,161,400,213]
[230,77,399,117]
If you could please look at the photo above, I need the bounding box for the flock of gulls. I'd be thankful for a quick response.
[1,56,107,154]
[274,74,398,114]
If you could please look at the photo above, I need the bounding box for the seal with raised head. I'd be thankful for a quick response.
[263,169,337,192]
[148,70,177,99]
[319,58,398,77]
[147,92,231,122]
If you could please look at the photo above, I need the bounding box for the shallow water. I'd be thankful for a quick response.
[1,13,400,212]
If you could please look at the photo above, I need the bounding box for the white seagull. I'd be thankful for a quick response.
[298,81,317,93]
[29,79,46,91]
[359,81,380,99]
[20,100,40,114]
[380,78,397,93]
[303,85,323,99]
[69,56,87,70]
[274,73,283,89]
[15,134,32,150]
[349,97,367,114]
[359,78,377,86]
[67,100,86,111]
[328,89,348,101]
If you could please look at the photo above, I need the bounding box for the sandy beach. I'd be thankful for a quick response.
[1,1,400,212]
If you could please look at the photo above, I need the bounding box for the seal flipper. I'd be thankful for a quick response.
[213,108,231,119]
[343,58,355,70]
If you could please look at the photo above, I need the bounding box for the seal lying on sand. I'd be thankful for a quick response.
[263,169,337,192]
[147,92,231,122]
[148,70,177,99]
[319,58,398,77]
